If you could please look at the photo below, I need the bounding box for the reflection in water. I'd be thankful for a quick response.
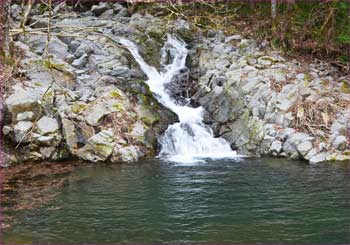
[2,158,350,244]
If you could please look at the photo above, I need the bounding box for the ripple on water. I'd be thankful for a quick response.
[2,158,350,244]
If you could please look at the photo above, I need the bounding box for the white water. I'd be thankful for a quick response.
[120,35,237,163]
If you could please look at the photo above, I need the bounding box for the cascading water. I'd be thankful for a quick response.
[120,35,238,163]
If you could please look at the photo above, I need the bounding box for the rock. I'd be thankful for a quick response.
[48,37,70,60]
[332,135,348,151]
[77,130,115,162]
[2,126,12,135]
[114,145,141,163]
[269,140,282,156]
[331,122,348,136]
[99,9,114,19]
[74,40,95,58]
[282,132,313,156]
[84,103,109,126]
[259,136,274,155]
[16,111,35,121]
[36,116,59,135]
[40,147,56,159]
[225,34,242,43]
[305,148,318,160]
[172,19,192,42]
[69,40,81,53]
[309,153,328,164]
[91,2,109,16]
[32,134,57,146]
[296,73,305,80]
[83,88,127,126]
[116,8,128,17]
[130,121,147,139]
[72,53,89,68]
[257,56,273,68]
[14,121,33,143]
[297,141,313,156]
[5,90,40,120]
[113,3,125,12]
[135,105,160,126]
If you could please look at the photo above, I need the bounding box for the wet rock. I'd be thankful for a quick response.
[113,145,141,163]
[304,148,318,161]
[77,130,115,162]
[269,140,282,156]
[36,116,59,135]
[14,121,33,143]
[309,153,328,164]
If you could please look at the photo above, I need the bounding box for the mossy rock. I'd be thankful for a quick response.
[71,102,87,114]
[340,81,350,93]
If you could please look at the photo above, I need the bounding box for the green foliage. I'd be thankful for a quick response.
[137,1,349,69]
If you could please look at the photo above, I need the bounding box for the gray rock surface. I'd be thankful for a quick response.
[37,116,59,135]
[14,121,33,143]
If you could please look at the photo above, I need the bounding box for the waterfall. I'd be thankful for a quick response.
[120,35,238,163]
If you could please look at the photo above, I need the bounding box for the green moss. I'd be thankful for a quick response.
[139,108,160,126]
[304,74,312,82]
[31,59,66,71]
[113,103,125,111]
[109,89,123,99]
[94,143,113,155]
[71,102,87,114]
[340,82,350,93]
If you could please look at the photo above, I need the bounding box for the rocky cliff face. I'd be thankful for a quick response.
[2,2,350,166]
[190,32,350,163]
[2,2,192,165]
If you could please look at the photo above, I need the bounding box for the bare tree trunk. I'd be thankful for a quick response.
[0,0,11,55]
[271,0,277,19]
[0,0,11,170]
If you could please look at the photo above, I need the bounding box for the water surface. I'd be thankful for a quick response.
[3,158,350,244]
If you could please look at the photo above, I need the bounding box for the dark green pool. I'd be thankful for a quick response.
[3,158,350,244]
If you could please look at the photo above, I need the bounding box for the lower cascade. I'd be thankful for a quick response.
[120,35,237,163]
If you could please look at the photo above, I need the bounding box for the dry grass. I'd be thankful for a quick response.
[291,92,349,137]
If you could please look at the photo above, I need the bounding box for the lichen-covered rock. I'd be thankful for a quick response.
[77,130,115,162]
